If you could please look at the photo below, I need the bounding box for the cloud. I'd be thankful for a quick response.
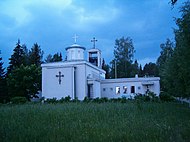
[138,57,157,67]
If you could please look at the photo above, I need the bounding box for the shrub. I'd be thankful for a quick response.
[71,97,80,103]
[121,97,127,103]
[45,98,57,104]
[10,97,28,104]
[64,96,71,102]
[83,96,92,103]
[160,92,175,102]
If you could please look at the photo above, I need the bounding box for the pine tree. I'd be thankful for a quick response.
[143,62,159,77]
[0,56,8,103]
[102,58,110,79]
[29,43,43,66]
[44,52,62,63]
[7,39,26,73]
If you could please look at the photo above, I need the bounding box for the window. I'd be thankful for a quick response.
[78,50,81,58]
[123,86,127,94]
[138,86,141,90]
[116,87,120,94]
[110,88,113,91]
[131,86,135,93]
[103,88,106,91]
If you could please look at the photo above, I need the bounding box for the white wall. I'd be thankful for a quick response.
[101,78,160,99]
[42,60,106,101]
[42,66,74,100]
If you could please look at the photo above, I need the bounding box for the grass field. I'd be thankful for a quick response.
[0,102,190,142]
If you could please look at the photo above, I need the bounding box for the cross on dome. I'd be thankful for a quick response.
[72,34,78,44]
[91,37,98,49]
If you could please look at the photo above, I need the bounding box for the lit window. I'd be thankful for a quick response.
[123,86,127,94]
[116,87,120,94]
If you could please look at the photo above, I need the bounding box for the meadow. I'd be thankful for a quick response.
[0,102,190,142]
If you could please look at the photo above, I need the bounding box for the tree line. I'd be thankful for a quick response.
[102,1,190,98]
[0,1,189,103]
[0,40,63,103]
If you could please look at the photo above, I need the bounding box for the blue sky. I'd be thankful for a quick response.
[0,0,185,68]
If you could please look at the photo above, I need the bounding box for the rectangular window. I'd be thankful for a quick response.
[123,86,127,94]
[103,88,106,91]
[116,87,120,94]
[131,86,135,93]
[110,88,113,91]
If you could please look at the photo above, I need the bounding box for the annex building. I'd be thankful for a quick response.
[41,37,160,100]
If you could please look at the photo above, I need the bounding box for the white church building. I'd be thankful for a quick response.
[41,37,160,100]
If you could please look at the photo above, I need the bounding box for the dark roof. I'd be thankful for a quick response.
[65,44,86,50]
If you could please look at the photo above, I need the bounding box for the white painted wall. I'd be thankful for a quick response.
[101,77,160,99]
[42,66,74,100]
[42,60,106,100]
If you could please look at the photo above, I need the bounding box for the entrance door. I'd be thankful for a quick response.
[87,84,93,98]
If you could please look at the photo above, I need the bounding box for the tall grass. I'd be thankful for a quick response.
[0,102,190,142]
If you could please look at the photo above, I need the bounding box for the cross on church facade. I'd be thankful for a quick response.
[91,37,97,49]
[72,34,78,44]
[56,71,64,84]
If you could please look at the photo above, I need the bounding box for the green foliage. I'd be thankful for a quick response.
[10,97,28,104]
[143,62,159,77]
[135,92,159,102]
[102,58,110,79]
[110,36,137,78]
[7,64,41,100]
[159,92,175,102]
[159,1,190,98]
[7,40,27,73]
[45,98,57,104]
[45,52,62,63]
[0,103,190,142]
[0,57,8,103]
[28,43,43,66]
[83,96,92,103]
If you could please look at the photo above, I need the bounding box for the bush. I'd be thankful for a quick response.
[83,97,92,103]
[45,98,57,104]
[135,92,159,102]
[160,92,175,102]
[10,97,28,104]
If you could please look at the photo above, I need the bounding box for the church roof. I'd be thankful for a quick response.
[65,44,86,50]
[101,77,160,84]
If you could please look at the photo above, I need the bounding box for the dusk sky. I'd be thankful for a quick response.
[0,0,186,68]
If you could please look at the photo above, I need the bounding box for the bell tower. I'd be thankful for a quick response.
[88,37,102,68]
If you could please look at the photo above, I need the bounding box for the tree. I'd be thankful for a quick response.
[171,1,190,97]
[157,39,174,70]
[102,58,110,79]
[0,56,8,103]
[139,64,143,77]
[130,60,139,77]
[161,1,190,97]
[110,36,135,78]
[29,43,43,66]
[171,0,178,5]
[143,62,159,77]
[7,39,27,73]
[7,64,41,100]
[156,39,174,92]
[52,52,62,62]
[45,52,62,63]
